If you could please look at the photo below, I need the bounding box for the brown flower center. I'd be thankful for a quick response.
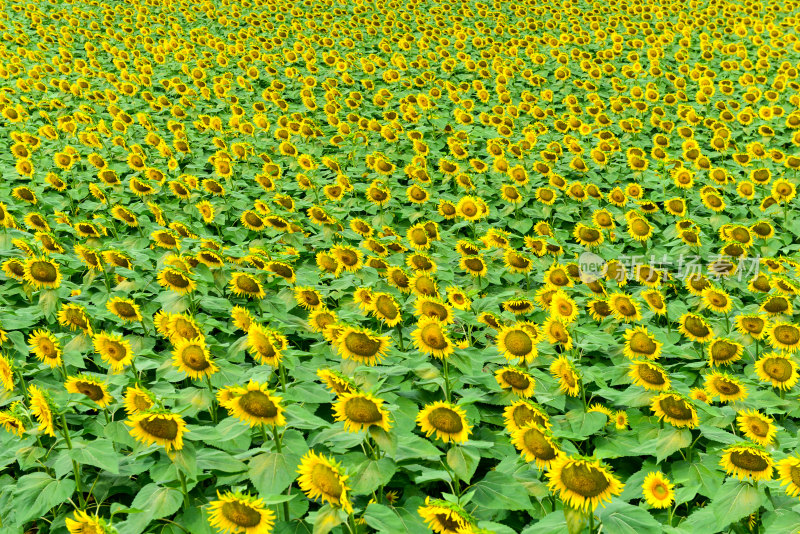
[428,407,464,434]
[221,501,262,527]
[239,390,278,418]
[561,462,611,497]
[139,416,179,439]
[344,397,382,424]
[343,332,381,357]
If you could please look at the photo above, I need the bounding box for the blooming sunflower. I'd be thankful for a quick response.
[623,326,662,360]
[0,353,13,391]
[628,361,671,391]
[411,317,454,359]
[247,324,284,366]
[124,385,155,415]
[157,267,196,294]
[549,356,580,397]
[495,366,535,397]
[678,313,714,342]
[231,306,254,333]
[0,406,25,437]
[511,423,563,469]
[333,391,392,432]
[777,456,800,499]
[754,353,799,390]
[503,400,550,433]
[65,375,113,408]
[106,297,142,323]
[720,443,774,482]
[172,336,218,380]
[371,292,403,327]
[459,255,487,277]
[642,472,675,509]
[207,491,276,534]
[29,385,56,437]
[219,381,285,427]
[650,392,699,428]
[736,409,776,446]
[707,337,744,366]
[417,497,473,534]
[65,510,116,534]
[704,371,748,403]
[57,303,92,334]
[29,329,62,367]
[334,326,390,366]
[93,332,134,373]
[229,272,266,300]
[316,369,357,397]
[24,256,62,290]
[767,322,800,352]
[416,401,471,443]
[542,317,574,351]
[608,292,642,323]
[446,286,472,311]
[297,451,353,513]
[549,291,578,323]
[547,456,624,512]
[127,410,187,452]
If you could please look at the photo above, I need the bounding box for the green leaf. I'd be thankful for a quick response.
[558,410,607,440]
[70,438,120,475]
[472,471,531,511]
[446,445,480,483]
[13,472,76,525]
[596,500,661,534]
[118,483,184,534]
[363,502,430,533]
[351,457,396,495]
[394,434,442,462]
[249,452,299,495]
[521,512,569,534]
[654,427,692,462]
[312,504,346,534]
[761,509,800,534]
[708,479,764,527]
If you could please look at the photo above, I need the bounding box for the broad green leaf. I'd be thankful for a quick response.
[472,471,531,511]
[596,500,661,534]
[363,503,430,534]
[13,472,76,525]
[708,479,764,527]
[446,445,480,483]
[70,438,120,474]
[249,452,299,495]
[351,457,396,495]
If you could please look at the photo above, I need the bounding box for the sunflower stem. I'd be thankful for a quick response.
[60,413,85,508]
[395,324,405,352]
[177,468,190,511]
[589,511,595,534]
[442,358,451,403]
[205,375,218,424]
[278,363,288,394]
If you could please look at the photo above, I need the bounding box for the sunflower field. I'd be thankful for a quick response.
[3,0,800,532]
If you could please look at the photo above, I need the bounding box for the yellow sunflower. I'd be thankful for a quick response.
[496,325,538,364]
[297,451,353,513]
[777,456,800,499]
[623,326,662,360]
[650,392,699,428]
[704,371,748,403]
[628,361,671,391]
[29,385,56,437]
[29,329,62,367]
[416,401,471,443]
[229,272,266,300]
[93,332,134,373]
[511,423,563,469]
[608,292,642,323]
[736,409,776,446]
[124,385,155,415]
[678,313,714,342]
[547,456,624,512]
[720,443,774,482]
[503,400,551,433]
[417,497,473,534]
[157,267,196,295]
[642,472,675,509]
[127,410,187,452]
[24,256,62,290]
[106,297,142,323]
[754,353,799,390]
[207,491,276,534]
[495,366,536,397]
[65,375,113,408]
[707,338,744,367]
[172,336,218,380]
[411,317,454,359]
[218,381,285,427]
[767,322,800,352]
[247,324,284,366]
[335,326,391,366]
[65,510,115,534]
[333,391,392,432]
[549,356,580,397]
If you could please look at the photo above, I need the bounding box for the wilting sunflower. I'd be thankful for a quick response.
[29,385,56,437]
[29,329,62,367]
[755,353,799,390]
[124,385,155,415]
[720,443,774,482]
[335,326,391,366]
[629,361,671,391]
[65,510,115,534]
[297,451,353,512]
[219,381,285,427]
[23,256,62,290]
[511,423,562,468]
[65,375,113,408]
[707,337,744,366]
[333,391,392,432]
[704,371,748,403]
[767,322,800,352]
[495,366,536,397]
[547,456,624,512]
[550,356,580,397]
[93,332,134,373]
[247,324,284,366]
[416,401,471,443]
[678,313,714,342]
[172,336,218,380]
[736,409,776,446]
[642,472,675,509]
[623,326,662,360]
[650,392,699,428]
[106,297,142,323]
[608,292,642,323]
[127,410,187,452]
[207,491,276,534]
[157,267,196,295]
[777,456,800,499]
[229,272,266,300]
[412,317,454,359]
[417,497,473,534]
[503,400,550,433]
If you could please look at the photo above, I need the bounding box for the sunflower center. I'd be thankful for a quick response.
[561,463,611,497]
[374,296,398,319]
[712,378,740,395]
[344,397,382,424]
[221,501,262,527]
[133,394,153,411]
[165,270,190,288]
[311,464,343,498]
[421,302,448,321]
[580,228,600,241]
[37,339,57,358]
[651,482,669,499]
[730,450,769,472]
[181,345,210,370]
[76,382,104,401]
[522,427,556,460]
[614,298,635,316]
[433,513,462,531]
[790,466,800,486]
[775,325,800,344]
[30,261,58,282]
[763,358,792,381]
[658,396,693,420]
[421,323,448,350]
[707,293,727,307]
[428,407,464,434]
[502,370,531,390]
[748,419,768,437]
[139,416,179,439]
[711,341,737,361]
[637,364,666,385]
[630,332,656,354]
[512,405,546,429]
[236,276,260,293]
[631,219,650,235]
[684,316,710,336]
[464,258,484,272]
[239,390,278,418]
[114,302,137,318]
[764,298,788,313]
[343,332,381,357]
[337,251,358,266]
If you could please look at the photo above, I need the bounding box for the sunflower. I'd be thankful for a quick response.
[247,324,284,366]
[503,400,550,433]
[0,353,13,391]
[547,456,624,512]
[736,409,776,446]
[412,317,454,359]
[93,332,134,373]
[316,368,358,397]
[702,287,733,314]
[230,307,253,332]
[503,298,535,316]
[331,245,363,273]
[2,259,26,281]
[627,217,653,242]
[707,338,744,366]
[127,410,187,452]
[777,456,800,499]
[333,391,392,432]
[173,336,218,380]
[0,407,25,437]
[208,491,276,534]
[642,472,675,509]
[459,255,487,277]
[704,371,748,403]
[495,366,535,397]
[549,291,578,323]
[623,326,662,360]
[416,401,471,443]
[219,381,285,427]
[761,295,792,316]
[229,273,266,300]
[446,286,471,311]
[297,451,353,513]
[544,264,573,287]
[57,303,92,333]
[124,385,155,415]
[417,497,473,534]
[335,326,391,366]
[754,353,799,390]
[293,286,324,311]
[549,356,580,397]
[608,292,642,323]
[678,313,714,342]
[767,322,800,352]
[371,292,402,326]
[29,385,56,437]
[155,266,197,294]
[573,224,604,248]
[106,297,142,323]
[29,329,62,367]
[734,314,768,340]
[628,361,671,391]
[65,510,115,534]
[24,256,61,290]
[510,422,562,468]
[720,443,774,482]
[650,392,699,428]
[542,317,574,351]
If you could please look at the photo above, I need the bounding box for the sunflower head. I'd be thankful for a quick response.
[547,455,624,512]
[416,401,471,443]
[642,472,675,509]
[297,451,353,513]
[208,491,276,534]
[333,391,392,432]
[721,443,774,482]
[127,410,187,452]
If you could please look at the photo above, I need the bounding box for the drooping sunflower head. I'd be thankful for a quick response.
[316,368,358,397]
[127,410,187,452]
[503,297,536,316]
[720,443,774,482]
[29,385,56,437]
[208,491,276,534]
[65,375,113,408]
[628,361,671,391]
[547,455,624,512]
[297,451,352,513]
[416,401,471,444]
[650,391,699,428]
[549,355,580,397]
[230,306,254,333]
[247,324,283,366]
[333,391,392,432]
[57,303,92,333]
[92,331,134,373]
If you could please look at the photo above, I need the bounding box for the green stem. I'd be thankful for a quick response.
[177,469,190,511]
[442,358,451,403]
[272,425,290,520]
[278,363,288,393]
[60,413,85,508]
[205,375,218,424]
[396,324,404,351]
[589,510,595,533]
